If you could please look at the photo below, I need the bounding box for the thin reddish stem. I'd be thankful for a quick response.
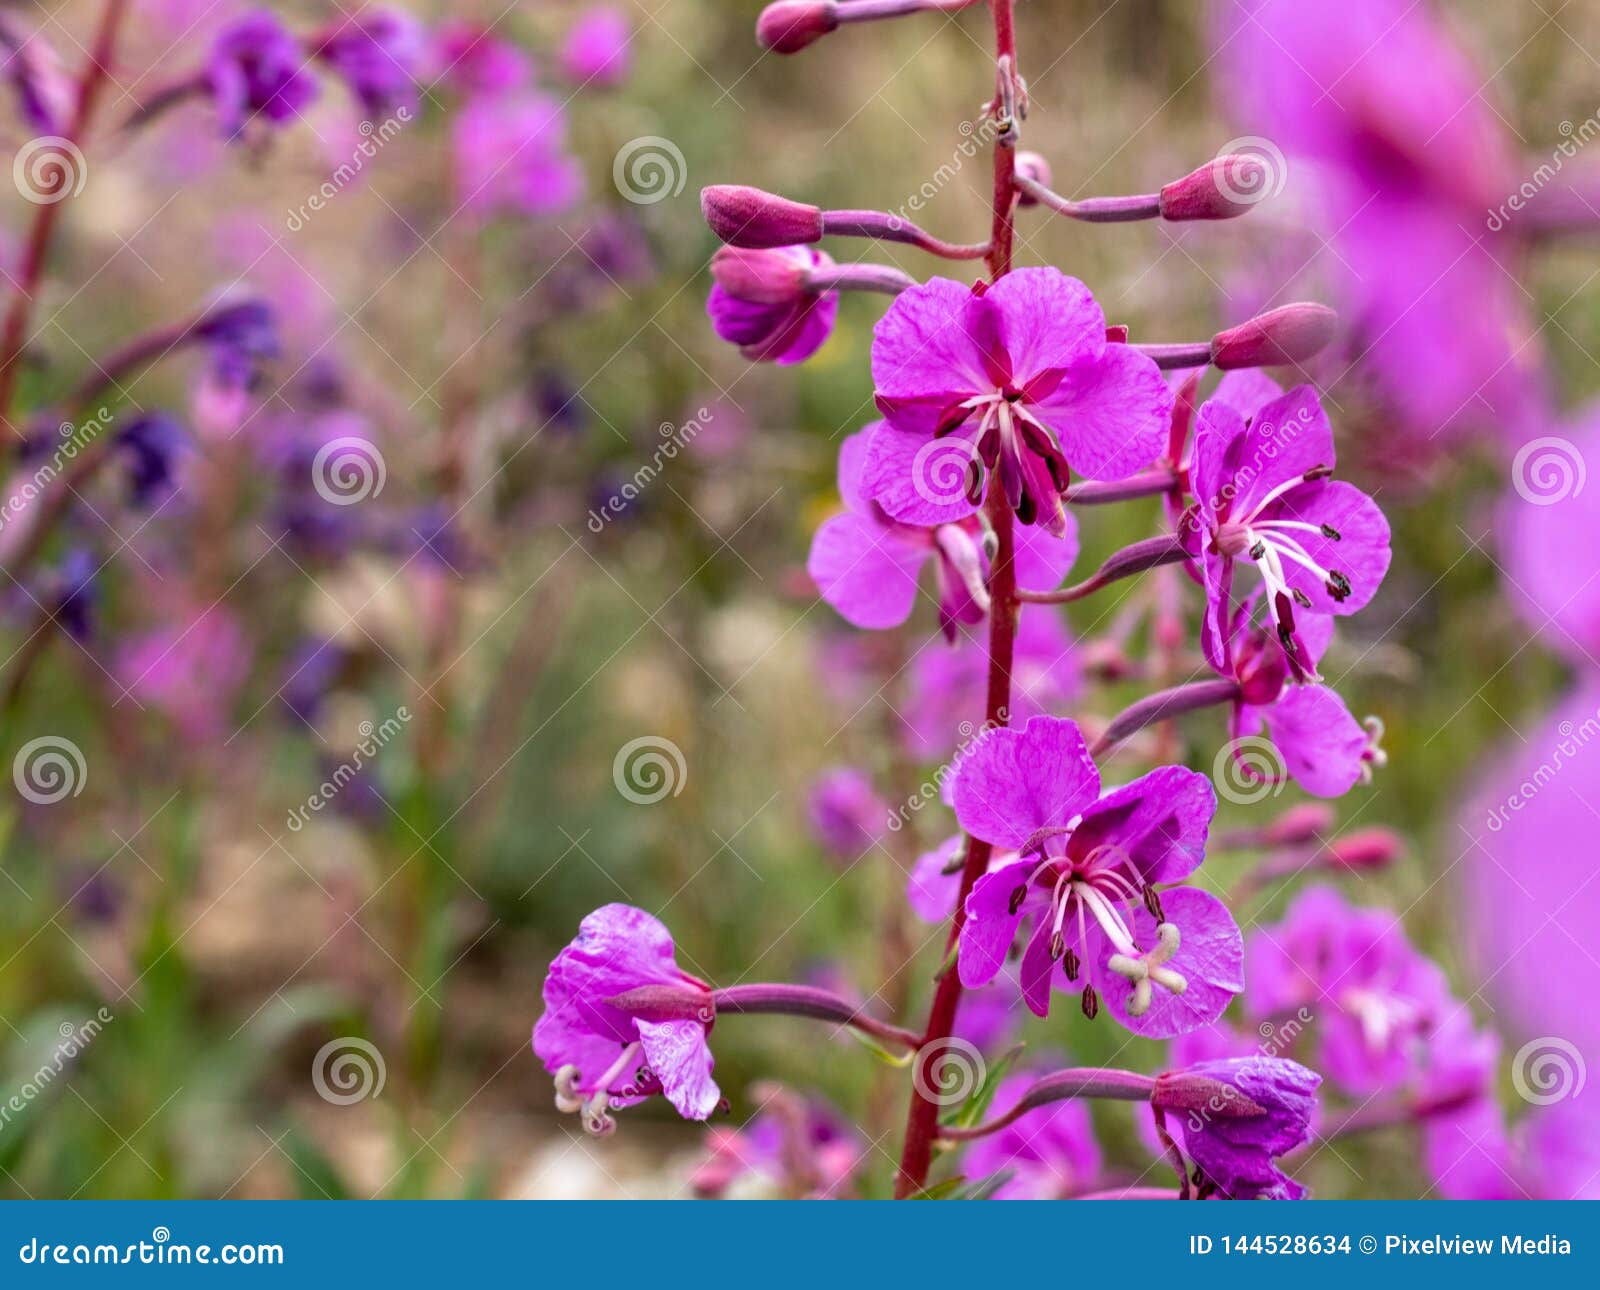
[894,6,1020,1195]
[0,0,131,452]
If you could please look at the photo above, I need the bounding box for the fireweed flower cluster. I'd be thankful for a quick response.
[534,0,1430,1201]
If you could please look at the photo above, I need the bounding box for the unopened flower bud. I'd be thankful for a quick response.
[1159,155,1267,221]
[756,1,839,53]
[710,245,810,304]
[1325,827,1402,872]
[1262,803,1335,847]
[1211,303,1338,370]
[701,184,824,249]
[1015,151,1052,206]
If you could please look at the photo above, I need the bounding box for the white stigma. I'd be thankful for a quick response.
[1106,922,1188,1017]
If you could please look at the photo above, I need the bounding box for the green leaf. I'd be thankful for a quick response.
[943,1041,1025,1129]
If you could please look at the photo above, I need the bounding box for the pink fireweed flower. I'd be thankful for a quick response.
[863,268,1173,537]
[1213,0,1543,446]
[1211,589,1378,798]
[1152,1056,1320,1199]
[560,7,632,87]
[952,716,1241,1036]
[1245,886,1457,1097]
[808,425,1078,638]
[533,904,719,1131]
[1500,410,1600,664]
[707,246,837,365]
[116,604,252,743]
[1182,374,1390,681]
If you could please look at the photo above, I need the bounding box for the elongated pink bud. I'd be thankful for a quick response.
[1326,827,1402,871]
[701,184,824,248]
[1159,155,1267,221]
[757,1,839,52]
[710,245,809,303]
[1211,303,1337,370]
[1263,803,1335,846]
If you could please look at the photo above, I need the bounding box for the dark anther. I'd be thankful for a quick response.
[1080,984,1099,1020]
[1008,884,1028,915]
[1292,588,1312,609]
[1016,489,1038,526]
[1048,931,1065,961]
[1143,886,1165,921]
[1248,540,1267,561]
[965,458,984,505]
[1320,522,1342,540]
[1326,570,1351,602]
[1303,464,1333,481]
[1062,948,1080,981]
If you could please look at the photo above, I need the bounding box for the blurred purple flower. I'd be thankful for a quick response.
[206,10,320,138]
[560,7,632,88]
[900,607,1080,759]
[116,413,190,509]
[453,92,583,220]
[806,766,889,861]
[116,605,252,743]
[0,14,72,133]
[430,20,532,97]
[315,7,425,119]
[962,1068,1104,1198]
[279,637,346,725]
[691,1087,863,1198]
[1212,0,1544,446]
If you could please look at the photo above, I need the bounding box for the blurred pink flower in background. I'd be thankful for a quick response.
[560,7,633,88]
[116,605,252,744]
